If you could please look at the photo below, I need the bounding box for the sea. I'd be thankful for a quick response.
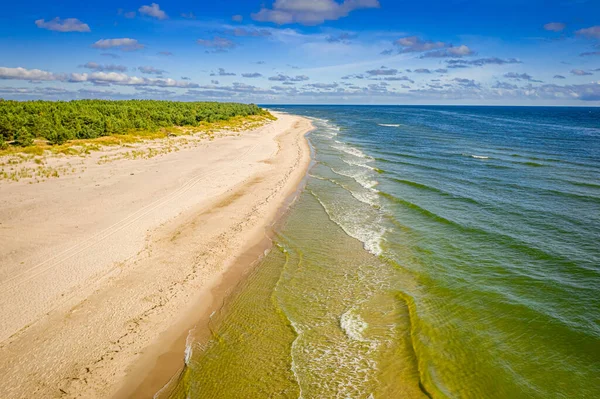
[163,106,600,399]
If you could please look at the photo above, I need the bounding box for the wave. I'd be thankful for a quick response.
[378,123,401,127]
[332,141,373,160]
[330,165,379,191]
[314,169,380,208]
[309,189,385,256]
[462,153,489,159]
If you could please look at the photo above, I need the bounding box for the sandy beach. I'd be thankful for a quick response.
[0,112,313,398]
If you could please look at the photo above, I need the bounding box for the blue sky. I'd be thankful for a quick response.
[1,0,599,104]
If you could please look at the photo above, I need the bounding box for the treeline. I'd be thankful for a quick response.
[0,100,266,147]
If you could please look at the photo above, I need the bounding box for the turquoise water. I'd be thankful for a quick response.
[168,106,600,398]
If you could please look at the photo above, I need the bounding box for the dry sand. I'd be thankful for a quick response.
[0,112,313,398]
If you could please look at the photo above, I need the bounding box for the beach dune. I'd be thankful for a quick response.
[0,112,312,398]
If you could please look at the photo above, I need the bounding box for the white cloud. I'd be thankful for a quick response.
[395,36,445,52]
[138,3,168,20]
[575,26,600,39]
[232,14,244,22]
[138,66,166,75]
[80,62,127,72]
[268,74,309,81]
[92,38,144,51]
[35,17,90,32]
[197,37,237,51]
[0,66,57,81]
[0,66,196,88]
[570,69,593,76]
[366,67,397,76]
[543,22,565,32]
[251,0,380,26]
[227,28,272,37]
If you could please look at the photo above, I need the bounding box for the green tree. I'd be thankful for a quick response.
[13,127,34,147]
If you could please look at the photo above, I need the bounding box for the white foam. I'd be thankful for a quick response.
[341,158,377,172]
[378,123,401,127]
[331,166,378,191]
[332,141,372,160]
[311,191,384,256]
[340,309,368,341]
[184,327,196,365]
[463,153,490,159]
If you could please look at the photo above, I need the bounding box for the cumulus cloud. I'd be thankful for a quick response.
[306,82,339,89]
[268,74,309,82]
[138,3,168,20]
[0,66,58,81]
[446,57,522,68]
[391,36,473,58]
[197,37,237,52]
[181,12,196,19]
[251,0,380,26]
[242,72,263,78]
[382,76,414,83]
[395,36,445,53]
[138,66,166,75]
[554,75,566,79]
[80,62,127,72]
[504,72,542,82]
[366,67,398,76]
[544,22,565,32]
[576,26,600,39]
[0,66,197,88]
[571,69,593,76]
[211,68,236,76]
[92,38,144,51]
[414,68,432,74]
[453,78,481,88]
[35,17,90,32]
[232,15,244,22]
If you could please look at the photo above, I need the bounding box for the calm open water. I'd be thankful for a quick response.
[165,106,600,399]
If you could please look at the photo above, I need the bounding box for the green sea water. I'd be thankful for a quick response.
[163,106,599,398]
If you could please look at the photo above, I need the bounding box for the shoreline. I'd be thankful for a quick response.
[0,112,313,399]
[116,123,314,398]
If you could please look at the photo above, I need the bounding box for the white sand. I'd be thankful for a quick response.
[0,112,313,398]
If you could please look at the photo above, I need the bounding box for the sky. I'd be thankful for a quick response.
[1,0,599,105]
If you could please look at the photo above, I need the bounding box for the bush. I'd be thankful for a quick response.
[13,127,34,147]
[47,128,69,145]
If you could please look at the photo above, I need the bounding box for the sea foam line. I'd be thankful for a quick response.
[309,190,384,256]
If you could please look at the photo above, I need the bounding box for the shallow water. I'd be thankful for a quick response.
[167,106,600,398]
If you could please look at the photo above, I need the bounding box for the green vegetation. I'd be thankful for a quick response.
[0,99,267,146]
